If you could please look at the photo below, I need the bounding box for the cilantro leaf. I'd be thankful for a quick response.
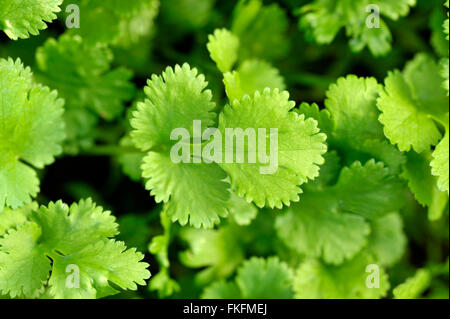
[297,102,334,138]
[0,199,150,299]
[180,225,245,285]
[293,253,390,299]
[30,200,118,253]
[228,191,259,226]
[223,59,286,102]
[207,29,240,73]
[325,76,384,145]
[322,75,406,173]
[393,269,432,299]
[202,281,241,299]
[401,151,441,207]
[297,0,416,56]
[202,257,294,299]
[0,203,36,235]
[276,160,404,264]
[140,146,229,230]
[131,64,231,228]
[377,54,449,153]
[236,257,293,299]
[0,58,65,211]
[161,0,214,31]
[442,58,449,95]
[0,162,39,212]
[49,240,148,299]
[431,129,449,193]
[275,192,370,265]
[302,151,341,191]
[232,0,289,61]
[131,64,216,151]
[0,0,62,40]
[219,89,327,208]
[67,0,159,46]
[335,160,405,219]
[444,0,450,40]
[35,34,135,121]
[0,222,51,298]
[366,213,407,267]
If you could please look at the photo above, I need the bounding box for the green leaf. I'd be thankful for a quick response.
[0,162,39,212]
[335,160,405,219]
[349,19,392,56]
[228,191,258,226]
[202,257,294,299]
[401,151,439,206]
[131,64,231,228]
[0,222,50,298]
[375,0,417,20]
[236,257,293,299]
[298,0,416,56]
[444,0,449,40]
[377,54,449,153]
[0,199,150,299]
[0,0,62,40]
[161,0,214,31]
[431,130,449,193]
[297,102,334,137]
[298,0,345,44]
[35,34,135,120]
[207,29,240,73]
[149,269,180,298]
[293,253,390,299]
[355,139,406,174]
[202,281,241,299]
[49,240,149,299]
[393,269,432,299]
[142,153,230,228]
[276,160,405,264]
[30,199,118,253]
[441,58,449,95]
[113,0,160,48]
[0,58,65,211]
[131,64,216,151]
[62,108,98,155]
[218,89,327,208]
[232,0,289,61]
[67,0,159,46]
[180,225,245,285]
[323,76,406,172]
[303,151,341,191]
[276,192,370,265]
[366,213,407,267]
[428,183,449,221]
[0,203,36,236]
[223,59,285,102]
[325,75,384,146]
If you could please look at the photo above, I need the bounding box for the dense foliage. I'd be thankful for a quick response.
[0,0,448,299]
